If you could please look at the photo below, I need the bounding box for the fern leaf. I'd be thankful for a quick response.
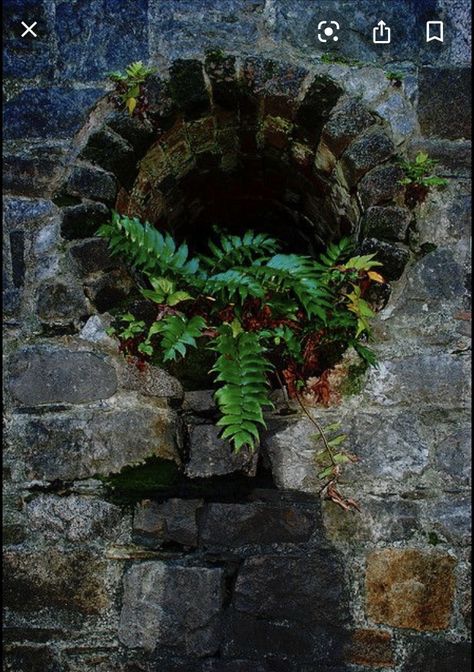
[211,328,273,452]
[153,314,207,362]
[200,230,280,272]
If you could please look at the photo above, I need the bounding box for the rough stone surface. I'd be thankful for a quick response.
[66,164,117,205]
[60,201,110,240]
[185,424,258,479]
[233,552,348,626]
[357,238,410,280]
[9,347,117,406]
[26,494,123,543]
[199,502,316,548]
[346,629,394,668]
[36,278,89,323]
[402,636,472,672]
[419,67,472,139]
[133,498,203,547]
[339,129,394,187]
[69,237,117,275]
[7,403,180,482]
[120,363,184,402]
[358,164,405,208]
[365,549,456,630]
[321,98,375,158]
[119,561,224,654]
[363,206,412,242]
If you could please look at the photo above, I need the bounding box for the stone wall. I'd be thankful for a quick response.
[3,1,472,671]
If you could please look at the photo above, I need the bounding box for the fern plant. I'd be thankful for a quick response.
[98,212,384,452]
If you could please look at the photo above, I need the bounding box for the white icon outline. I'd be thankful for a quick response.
[426,20,444,42]
[21,21,38,38]
[373,20,391,44]
[317,21,340,43]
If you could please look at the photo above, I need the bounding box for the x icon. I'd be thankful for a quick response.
[21,21,37,37]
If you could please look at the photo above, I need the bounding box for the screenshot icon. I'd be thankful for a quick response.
[317,20,340,43]
[372,20,391,44]
[426,20,444,42]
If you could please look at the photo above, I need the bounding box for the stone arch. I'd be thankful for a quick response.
[53,54,413,321]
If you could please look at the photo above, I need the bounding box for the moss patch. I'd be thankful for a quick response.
[100,456,180,504]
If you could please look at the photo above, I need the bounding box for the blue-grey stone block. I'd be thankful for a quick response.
[55,0,149,81]
[3,88,105,139]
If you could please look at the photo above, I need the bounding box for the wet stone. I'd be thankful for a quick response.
[9,346,117,406]
[358,163,405,208]
[133,498,203,548]
[119,561,224,655]
[199,502,316,548]
[66,164,117,205]
[365,548,456,630]
[340,129,394,187]
[3,88,104,139]
[363,206,411,242]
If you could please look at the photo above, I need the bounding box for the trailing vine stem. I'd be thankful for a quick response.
[294,391,337,467]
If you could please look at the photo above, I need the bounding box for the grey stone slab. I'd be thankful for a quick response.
[119,561,224,655]
[9,346,117,405]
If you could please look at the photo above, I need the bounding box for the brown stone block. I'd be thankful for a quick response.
[366,548,456,631]
[187,116,216,154]
[346,628,394,668]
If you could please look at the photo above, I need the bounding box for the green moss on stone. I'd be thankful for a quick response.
[100,456,180,503]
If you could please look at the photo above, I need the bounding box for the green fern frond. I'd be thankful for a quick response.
[200,230,280,273]
[211,328,274,452]
[316,237,354,268]
[152,314,207,362]
[97,212,202,280]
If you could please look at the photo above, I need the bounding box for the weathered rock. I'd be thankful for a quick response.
[321,98,374,158]
[36,278,89,323]
[223,611,347,662]
[106,111,155,155]
[183,390,217,415]
[358,164,405,208]
[26,494,123,543]
[3,143,70,197]
[4,197,57,229]
[9,346,117,406]
[3,88,104,139]
[424,497,471,546]
[199,502,316,548]
[119,561,224,654]
[185,425,258,479]
[374,91,418,146]
[60,201,109,240]
[80,126,137,188]
[7,402,180,482]
[296,74,343,142]
[345,629,394,668]
[418,67,471,140]
[233,552,348,626]
[83,268,135,312]
[120,363,184,402]
[323,497,420,544]
[401,248,467,303]
[69,237,117,275]
[133,498,203,547]
[402,636,472,672]
[2,645,60,672]
[365,354,469,409]
[66,164,117,205]
[168,60,210,120]
[365,548,456,630]
[3,547,111,614]
[363,206,411,242]
[357,237,410,280]
[79,314,117,349]
[432,425,471,484]
[340,129,394,187]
